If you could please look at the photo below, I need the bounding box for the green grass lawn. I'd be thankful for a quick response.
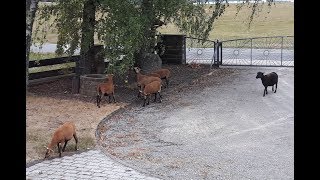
[158,2,293,41]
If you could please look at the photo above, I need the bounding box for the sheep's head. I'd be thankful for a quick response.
[106,74,114,81]
[133,67,141,73]
[256,72,264,79]
[139,90,147,98]
[44,146,54,159]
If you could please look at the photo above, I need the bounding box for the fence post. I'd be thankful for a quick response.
[250,38,253,65]
[212,40,220,68]
[72,57,80,94]
[210,41,216,68]
[220,42,222,65]
[281,36,283,66]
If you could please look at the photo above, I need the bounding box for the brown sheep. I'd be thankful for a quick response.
[139,80,162,107]
[133,67,162,98]
[151,68,171,88]
[97,74,116,108]
[44,121,78,159]
[147,72,161,78]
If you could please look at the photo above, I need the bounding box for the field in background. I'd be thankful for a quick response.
[32,2,293,44]
[158,2,294,41]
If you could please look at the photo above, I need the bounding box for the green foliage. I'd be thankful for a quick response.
[97,0,144,75]
[33,0,276,76]
[34,0,84,56]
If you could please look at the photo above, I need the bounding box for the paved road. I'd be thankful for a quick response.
[31,44,294,67]
[31,43,80,54]
[97,66,294,180]
[26,149,161,180]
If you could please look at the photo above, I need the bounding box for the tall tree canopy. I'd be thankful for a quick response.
[33,0,275,75]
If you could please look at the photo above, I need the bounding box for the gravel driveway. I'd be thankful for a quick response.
[97,66,294,180]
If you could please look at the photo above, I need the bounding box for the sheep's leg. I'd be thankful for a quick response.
[147,95,150,105]
[153,93,157,102]
[158,92,162,103]
[96,95,101,108]
[62,140,68,152]
[112,92,116,103]
[108,94,112,103]
[143,96,147,107]
[73,134,78,151]
[274,83,277,93]
[57,143,62,157]
[166,78,169,88]
[137,86,141,98]
[272,85,274,92]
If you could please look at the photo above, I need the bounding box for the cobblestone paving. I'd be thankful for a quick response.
[26,149,161,180]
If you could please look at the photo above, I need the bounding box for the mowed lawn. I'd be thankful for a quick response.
[32,2,293,44]
[159,2,293,40]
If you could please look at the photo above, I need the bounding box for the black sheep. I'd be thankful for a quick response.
[256,72,278,97]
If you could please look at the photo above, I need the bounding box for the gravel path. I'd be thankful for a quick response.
[97,66,294,180]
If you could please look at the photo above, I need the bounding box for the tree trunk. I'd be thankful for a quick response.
[134,0,162,71]
[140,0,155,54]
[79,0,96,75]
[73,0,96,93]
[26,0,40,91]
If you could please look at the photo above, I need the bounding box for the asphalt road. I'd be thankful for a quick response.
[31,44,293,66]
[98,66,294,180]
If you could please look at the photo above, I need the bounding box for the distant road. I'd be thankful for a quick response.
[31,44,294,66]
[30,43,80,54]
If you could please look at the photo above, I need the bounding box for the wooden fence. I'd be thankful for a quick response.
[29,55,109,85]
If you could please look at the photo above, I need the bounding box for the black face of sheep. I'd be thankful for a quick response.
[256,72,278,97]
[256,72,264,79]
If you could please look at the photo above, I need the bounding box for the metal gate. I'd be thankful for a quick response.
[217,36,294,67]
[184,36,294,67]
[185,37,217,66]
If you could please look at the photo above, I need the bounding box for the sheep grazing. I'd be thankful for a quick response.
[96,74,116,108]
[151,68,171,88]
[256,72,278,97]
[139,80,162,107]
[44,121,78,159]
[133,67,162,98]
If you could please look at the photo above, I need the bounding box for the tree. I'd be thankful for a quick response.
[26,0,40,90]
[32,0,275,87]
